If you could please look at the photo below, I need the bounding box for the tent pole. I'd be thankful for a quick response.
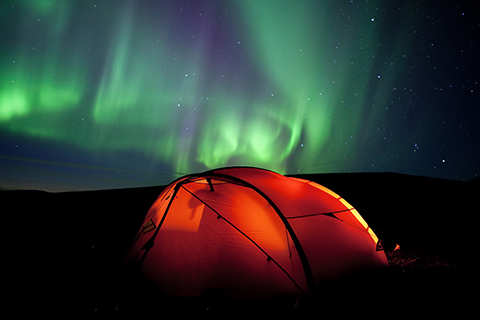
[205,172,318,296]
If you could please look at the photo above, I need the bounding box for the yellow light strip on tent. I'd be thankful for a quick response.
[342,203,369,230]
[288,177,309,183]
[368,227,379,244]
[307,180,379,245]
[308,182,341,199]
[339,198,379,244]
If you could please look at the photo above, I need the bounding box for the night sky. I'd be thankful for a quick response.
[1,0,479,191]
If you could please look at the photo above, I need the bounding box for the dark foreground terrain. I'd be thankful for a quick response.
[3,172,479,317]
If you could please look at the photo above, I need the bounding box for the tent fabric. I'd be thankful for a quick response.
[124,167,389,299]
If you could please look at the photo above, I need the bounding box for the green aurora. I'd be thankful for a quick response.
[1,1,477,190]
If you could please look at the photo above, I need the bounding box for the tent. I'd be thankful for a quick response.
[124,167,389,300]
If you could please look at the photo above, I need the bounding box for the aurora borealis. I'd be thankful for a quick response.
[1,0,479,191]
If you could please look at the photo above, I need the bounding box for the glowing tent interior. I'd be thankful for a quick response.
[124,167,389,300]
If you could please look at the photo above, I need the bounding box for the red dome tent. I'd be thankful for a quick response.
[124,167,389,300]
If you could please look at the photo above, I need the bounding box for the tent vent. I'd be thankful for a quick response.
[143,220,156,234]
